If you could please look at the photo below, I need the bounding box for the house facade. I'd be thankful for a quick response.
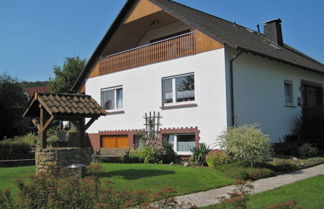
[72,0,324,154]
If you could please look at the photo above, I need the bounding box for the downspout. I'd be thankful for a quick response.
[229,50,243,127]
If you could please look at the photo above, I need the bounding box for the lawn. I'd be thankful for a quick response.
[0,163,234,197]
[0,166,35,196]
[248,175,324,209]
[208,175,324,209]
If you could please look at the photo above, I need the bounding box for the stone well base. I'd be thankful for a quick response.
[35,147,91,174]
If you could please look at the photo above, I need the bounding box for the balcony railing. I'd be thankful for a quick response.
[99,32,197,75]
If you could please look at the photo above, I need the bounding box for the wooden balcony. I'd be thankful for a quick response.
[99,32,199,75]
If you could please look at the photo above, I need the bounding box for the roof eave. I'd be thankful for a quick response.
[236,46,324,75]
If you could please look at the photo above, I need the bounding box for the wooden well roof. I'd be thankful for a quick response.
[23,92,107,119]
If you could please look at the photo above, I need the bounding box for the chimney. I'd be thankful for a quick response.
[263,18,283,46]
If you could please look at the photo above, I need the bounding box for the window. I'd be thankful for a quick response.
[284,80,293,105]
[133,135,145,148]
[164,134,196,154]
[101,86,123,110]
[162,73,195,105]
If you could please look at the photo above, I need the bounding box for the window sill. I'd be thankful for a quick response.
[161,103,197,110]
[285,104,296,108]
[106,110,125,115]
[176,151,192,156]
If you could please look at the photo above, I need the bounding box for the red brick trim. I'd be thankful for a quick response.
[159,127,200,147]
[87,133,100,151]
[95,126,200,149]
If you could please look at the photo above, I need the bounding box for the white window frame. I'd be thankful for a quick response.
[101,86,123,112]
[162,73,195,106]
[284,80,294,106]
[167,134,195,155]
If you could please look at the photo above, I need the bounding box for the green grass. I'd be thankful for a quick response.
[206,175,324,209]
[248,175,324,209]
[99,163,233,195]
[0,166,35,196]
[0,163,233,197]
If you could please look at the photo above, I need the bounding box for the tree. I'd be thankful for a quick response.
[19,81,49,88]
[0,73,28,139]
[219,124,272,167]
[50,57,86,93]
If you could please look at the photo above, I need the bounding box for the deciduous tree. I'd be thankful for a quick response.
[0,73,27,139]
[50,57,86,93]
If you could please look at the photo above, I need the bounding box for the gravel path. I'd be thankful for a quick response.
[174,163,324,208]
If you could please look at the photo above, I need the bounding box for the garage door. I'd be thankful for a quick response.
[101,136,129,148]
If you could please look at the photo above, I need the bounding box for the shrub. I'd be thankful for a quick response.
[0,189,15,209]
[125,148,145,163]
[276,108,324,157]
[298,143,319,158]
[247,169,273,180]
[219,124,272,167]
[142,145,162,164]
[161,141,177,164]
[17,133,38,146]
[0,141,31,160]
[206,150,229,168]
[272,141,299,157]
[46,135,61,147]
[125,142,176,164]
[190,143,210,166]
[294,107,324,150]
[239,170,250,180]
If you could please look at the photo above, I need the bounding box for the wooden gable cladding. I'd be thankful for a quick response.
[195,30,224,53]
[88,60,100,78]
[98,31,224,76]
[77,60,99,93]
[124,0,162,24]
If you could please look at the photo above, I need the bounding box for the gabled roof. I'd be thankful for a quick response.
[23,93,107,118]
[72,0,324,91]
[150,0,324,71]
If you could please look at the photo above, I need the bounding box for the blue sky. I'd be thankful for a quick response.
[0,0,323,82]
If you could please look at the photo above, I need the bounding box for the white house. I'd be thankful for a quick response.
[72,0,324,154]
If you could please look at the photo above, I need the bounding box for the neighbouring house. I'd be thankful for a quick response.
[72,0,324,155]
[24,86,51,100]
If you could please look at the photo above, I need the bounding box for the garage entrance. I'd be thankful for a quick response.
[101,135,129,148]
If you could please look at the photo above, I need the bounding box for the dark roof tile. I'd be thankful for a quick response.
[150,0,323,72]
[24,93,107,118]
[72,0,323,92]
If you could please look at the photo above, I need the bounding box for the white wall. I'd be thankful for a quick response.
[226,47,324,142]
[86,49,227,148]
